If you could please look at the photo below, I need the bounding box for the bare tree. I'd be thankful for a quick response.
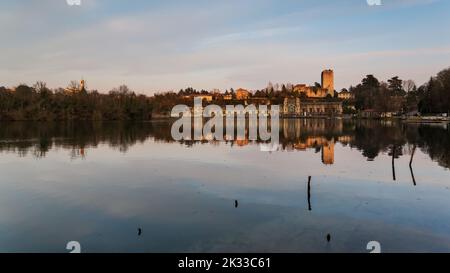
[33,81,47,93]
[109,85,134,96]
[266,82,274,93]
[286,83,293,92]
[403,79,416,93]
[68,81,80,91]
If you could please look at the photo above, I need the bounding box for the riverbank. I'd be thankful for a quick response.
[402,116,450,124]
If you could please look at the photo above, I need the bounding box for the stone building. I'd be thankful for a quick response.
[283,97,343,117]
[236,88,250,100]
[293,84,329,98]
[282,69,342,117]
[337,89,354,100]
[65,79,86,94]
[293,69,335,98]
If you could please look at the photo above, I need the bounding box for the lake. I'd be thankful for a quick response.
[0,119,449,253]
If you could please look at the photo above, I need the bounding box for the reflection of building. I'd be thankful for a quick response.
[236,88,250,100]
[338,135,354,145]
[290,136,335,165]
[282,119,343,139]
[280,119,342,165]
[235,139,249,146]
[294,84,329,98]
[223,94,233,100]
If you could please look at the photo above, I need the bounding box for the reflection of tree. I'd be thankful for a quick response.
[0,122,158,158]
[414,125,450,169]
[350,120,406,161]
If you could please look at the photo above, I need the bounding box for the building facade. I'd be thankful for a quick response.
[293,84,329,98]
[283,97,343,117]
[337,89,354,100]
[236,88,250,100]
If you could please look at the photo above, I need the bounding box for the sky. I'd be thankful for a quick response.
[1,0,450,94]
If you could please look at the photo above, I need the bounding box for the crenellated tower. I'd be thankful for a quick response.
[321,69,334,97]
[80,79,86,92]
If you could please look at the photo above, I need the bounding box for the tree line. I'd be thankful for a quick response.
[1,67,449,120]
[0,83,152,121]
[350,67,450,114]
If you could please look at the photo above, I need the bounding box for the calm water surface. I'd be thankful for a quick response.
[0,119,449,253]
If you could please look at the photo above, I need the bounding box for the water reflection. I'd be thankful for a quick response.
[0,119,448,169]
[1,119,450,253]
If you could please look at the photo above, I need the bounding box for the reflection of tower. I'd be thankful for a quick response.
[321,69,334,97]
[235,139,249,147]
[321,141,335,165]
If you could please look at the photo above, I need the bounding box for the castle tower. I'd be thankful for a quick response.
[321,69,334,97]
[80,79,85,92]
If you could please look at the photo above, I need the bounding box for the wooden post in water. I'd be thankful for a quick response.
[392,145,396,181]
[307,176,312,211]
[409,145,417,186]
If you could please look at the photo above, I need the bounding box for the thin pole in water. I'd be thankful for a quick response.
[307,176,312,211]
[410,145,417,186]
[392,145,396,181]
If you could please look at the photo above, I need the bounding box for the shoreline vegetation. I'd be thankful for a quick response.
[1,67,449,121]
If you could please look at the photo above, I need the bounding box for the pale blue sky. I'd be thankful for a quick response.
[1,0,449,93]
